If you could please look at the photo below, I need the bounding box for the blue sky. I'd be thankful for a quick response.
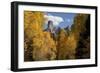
[44,12,76,29]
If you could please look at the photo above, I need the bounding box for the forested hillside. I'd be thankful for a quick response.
[24,11,90,61]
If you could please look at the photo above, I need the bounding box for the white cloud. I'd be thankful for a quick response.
[44,14,64,26]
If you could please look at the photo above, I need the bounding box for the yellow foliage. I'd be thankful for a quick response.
[57,29,76,59]
[24,11,56,61]
[24,11,89,61]
[24,11,44,40]
[32,31,56,60]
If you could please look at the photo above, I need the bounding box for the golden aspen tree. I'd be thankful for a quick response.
[24,11,56,61]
